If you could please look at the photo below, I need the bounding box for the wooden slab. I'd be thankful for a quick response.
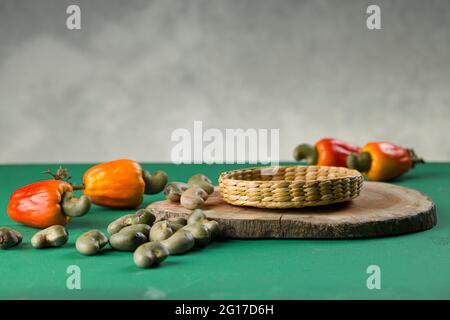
[148,182,437,239]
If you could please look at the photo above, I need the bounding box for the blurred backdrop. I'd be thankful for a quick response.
[0,0,449,163]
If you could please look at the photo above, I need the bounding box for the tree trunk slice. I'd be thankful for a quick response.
[147,182,437,239]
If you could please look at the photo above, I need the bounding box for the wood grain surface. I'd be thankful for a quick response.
[148,182,437,239]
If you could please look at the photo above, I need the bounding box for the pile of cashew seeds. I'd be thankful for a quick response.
[0,174,220,269]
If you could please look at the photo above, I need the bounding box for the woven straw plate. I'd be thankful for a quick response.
[219,165,363,209]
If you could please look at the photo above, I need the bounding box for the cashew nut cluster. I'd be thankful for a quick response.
[3,172,221,269]
[164,174,215,210]
[107,209,156,235]
[72,204,219,269]
[134,209,220,268]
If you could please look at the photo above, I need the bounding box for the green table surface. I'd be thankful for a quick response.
[0,162,449,300]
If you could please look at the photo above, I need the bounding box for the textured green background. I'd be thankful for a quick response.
[0,163,449,300]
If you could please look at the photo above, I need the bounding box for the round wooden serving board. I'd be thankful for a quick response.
[148,182,436,239]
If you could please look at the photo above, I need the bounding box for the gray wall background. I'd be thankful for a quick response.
[0,0,449,163]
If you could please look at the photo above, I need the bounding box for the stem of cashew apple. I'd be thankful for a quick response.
[407,148,425,168]
[42,167,85,190]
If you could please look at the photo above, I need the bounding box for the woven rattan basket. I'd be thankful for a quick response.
[219,165,363,209]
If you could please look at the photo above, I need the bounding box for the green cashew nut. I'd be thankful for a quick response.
[109,230,148,251]
[188,174,214,195]
[119,224,151,237]
[180,187,208,210]
[76,230,108,256]
[164,182,189,202]
[142,170,168,195]
[187,209,207,225]
[0,227,22,249]
[347,152,372,172]
[164,217,187,232]
[168,217,187,226]
[182,223,211,247]
[134,242,169,268]
[202,220,220,239]
[187,210,219,239]
[149,221,174,241]
[107,209,156,235]
[123,209,156,225]
[293,144,318,165]
[31,225,68,249]
[107,220,127,235]
[61,192,91,217]
[167,222,185,232]
[160,229,195,255]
